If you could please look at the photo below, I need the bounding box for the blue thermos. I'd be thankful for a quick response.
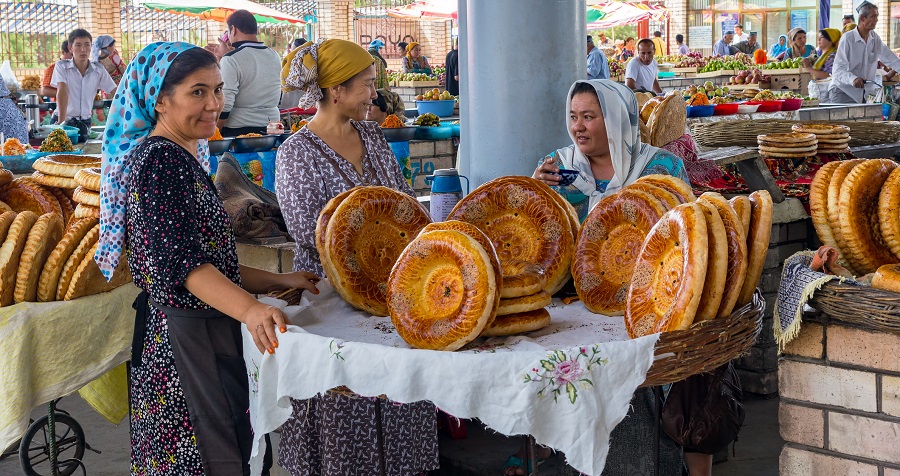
[425,169,469,221]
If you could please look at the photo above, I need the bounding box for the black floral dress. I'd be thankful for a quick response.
[126,136,241,475]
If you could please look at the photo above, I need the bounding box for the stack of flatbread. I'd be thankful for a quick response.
[792,124,851,155]
[637,93,687,148]
[30,155,100,223]
[810,159,900,277]
[72,168,102,220]
[757,132,818,159]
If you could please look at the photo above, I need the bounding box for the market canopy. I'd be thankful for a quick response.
[139,0,306,25]
[385,0,457,20]
[587,2,668,28]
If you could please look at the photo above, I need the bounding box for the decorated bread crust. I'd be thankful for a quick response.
[73,204,100,220]
[72,186,100,207]
[736,190,773,306]
[757,132,817,144]
[647,94,687,148]
[14,213,64,303]
[0,169,14,187]
[827,160,864,273]
[871,264,900,293]
[74,168,101,192]
[64,242,132,300]
[729,195,752,238]
[572,188,668,315]
[55,225,100,301]
[496,291,551,316]
[496,175,580,252]
[791,123,851,135]
[31,171,78,189]
[693,201,728,322]
[0,179,63,217]
[387,229,498,351]
[809,162,842,252]
[37,218,98,302]
[481,308,551,337]
[697,193,748,318]
[324,186,431,316]
[448,176,574,295]
[0,211,17,244]
[625,182,681,210]
[838,159,898,275]
[625,203,709,337]
[879,167,900,261]
[32,155,101,178]
[635,174,695,204]
[314,188,356,264]
[0,211,38,306]
[499,259,546,298]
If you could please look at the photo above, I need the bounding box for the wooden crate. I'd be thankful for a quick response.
[673,66,698,75]
[397,80,440,87]
[770,74,801,91]
[763,67,804,75]
[696,69,734,78]
[726,82,771,91]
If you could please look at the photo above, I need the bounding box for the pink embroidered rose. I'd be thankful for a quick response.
[553,359,582,385]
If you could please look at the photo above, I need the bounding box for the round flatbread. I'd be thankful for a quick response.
[497,291,551,316]
[73,204,100,220]
[647,94,687,148]
[871,264,900,293]
[758,145,818,154]
[827,159,864,271]
[757,139,817,148]
[730,196,752,238]
[838,159,898,275]
[30,171,78,189]
[73,168,101,192]
[757,132,817,144]
[815,136,850,144]
[481,308,552,337]
[37,218,98,302]
[635,174,695,204]
[448,176,574,295]
[72,187,100,207]
[791,123,851,135]
[0,211,38,306]
[697,193,748,317]
[387,229,498,351]
[625,182,681,210]
[314,188,356,264]
[759,150,817,158]
[498,259,546,299]
[47,187,74,226]
[324,186,431,316]
[693,200,731,321]
[573,188,668,315]
[63,242,131,300]
[809,162,843,252]
[736,190,774,307]
[626,203,709,337]
[32,155,101,178]
[0,211,16,244]
[55,225,100,301]
[879,167,900,261]
[0,169,14,187]
[14,213,64,303]
[0,179,63,217]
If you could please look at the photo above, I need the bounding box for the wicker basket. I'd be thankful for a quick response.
[640,291,764,387]
[808,282,900,336]
[691,119,900,148]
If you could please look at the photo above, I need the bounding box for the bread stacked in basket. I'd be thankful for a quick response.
[810,159,900,278]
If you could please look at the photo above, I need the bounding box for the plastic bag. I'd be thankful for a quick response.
[0,60,21,95]
[807,80,819,99]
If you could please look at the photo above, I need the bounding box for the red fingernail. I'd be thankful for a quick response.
[280,326,287,333]
[272,340,278,348]
[267,347,274,354]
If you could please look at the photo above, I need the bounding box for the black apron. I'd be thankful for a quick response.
[131,292,272,475]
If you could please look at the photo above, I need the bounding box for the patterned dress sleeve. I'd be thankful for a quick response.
[640,150,692,185]
[129,141,214,290]
[359,121,416,197]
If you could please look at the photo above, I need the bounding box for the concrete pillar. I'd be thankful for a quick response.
[77,0,121,44]
[458,0,585,189]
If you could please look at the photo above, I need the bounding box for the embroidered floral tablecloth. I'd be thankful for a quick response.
[243,280,659,476]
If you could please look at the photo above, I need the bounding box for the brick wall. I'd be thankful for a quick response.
[410,139,458,196]
[316,0,353,42]
[77,0,122,45]
[667,0,689,54]
[780,316,900,475]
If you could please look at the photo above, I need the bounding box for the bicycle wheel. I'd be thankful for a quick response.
[19,413,86,476]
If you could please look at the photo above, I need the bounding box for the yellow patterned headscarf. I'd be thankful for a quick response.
[405,41,420,61]
[813,28,841,70]
[842,22,856,33]
[282,38,374,108]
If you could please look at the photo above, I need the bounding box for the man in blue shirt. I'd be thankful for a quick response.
[587,35,610,79]
[713,31,738,56]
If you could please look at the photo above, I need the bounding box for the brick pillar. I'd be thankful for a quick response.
[874,0,888,42]
[668,0,689,53]
[77,0,122,44]
[317,0,353,41]
[419,20,453,66]
[207,21,228,46]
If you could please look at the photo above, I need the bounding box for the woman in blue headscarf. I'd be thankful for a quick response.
[770,34,788,58]
[98,42,319,474]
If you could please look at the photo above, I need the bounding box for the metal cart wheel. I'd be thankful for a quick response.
[18,412,86,476]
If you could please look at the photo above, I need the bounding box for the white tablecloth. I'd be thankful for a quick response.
[243,280,659,476]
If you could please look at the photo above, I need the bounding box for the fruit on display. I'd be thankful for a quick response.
[727,69,771,85]
[608,57,626,77]
[388,71,438,83]
[416,88,454,101]
[414,113,441,126]
[698,53,754,73]
[762,58,803,69]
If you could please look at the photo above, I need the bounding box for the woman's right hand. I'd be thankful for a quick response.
[533,156,561,186]
[241,302,289,355]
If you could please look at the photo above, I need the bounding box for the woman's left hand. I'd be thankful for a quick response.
[268,271,321,295]
[802,57,813,68]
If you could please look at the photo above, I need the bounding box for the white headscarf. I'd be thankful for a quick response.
[553,79,662,211]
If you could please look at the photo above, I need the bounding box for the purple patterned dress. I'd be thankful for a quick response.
[126,136,241,475]
[275,121,439,476]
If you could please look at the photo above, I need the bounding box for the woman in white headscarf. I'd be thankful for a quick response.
[533,79,690,221]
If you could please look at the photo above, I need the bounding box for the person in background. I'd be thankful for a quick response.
[397,41,408,57]
[842,22,857,34]
[713,30,738,56]
[91,35,125,85]
[401,41,432,74]
[290,37,307,53]
[276,38,439,475]
[625,39,662,94]
[52,28,117,140]
[831,1,900,103]
[803,28,842,80]
[366,89,406,124]
[781,28,815,59]
[618,37,636,61]
[217,9,282,136]
[843,14,855,27]
[40,41,71,99]
[770,34,789,58]
[734,31,762,54]
[368,39,390,90]
[614,38,625,58]
[676,34,690,55]
[587,35,610,80]
[445,38,460,95]
[0,80,28,144]
[598,32,610,46]
[99,41,319,475]
[731,25,748,44]
[651,30,666,57]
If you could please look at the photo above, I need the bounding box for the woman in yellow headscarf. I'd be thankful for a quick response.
[276,39,439,475]
[401,41,433,74]
[803,28,841,80]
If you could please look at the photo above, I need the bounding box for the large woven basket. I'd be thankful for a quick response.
[641,291,764,387]
[808,282,900,335]
[691,119,900,148]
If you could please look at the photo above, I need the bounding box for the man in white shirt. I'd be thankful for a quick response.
[51,29,116,141]
[831,1,900,103]
[731,25,748,45]
[625,39,662,94]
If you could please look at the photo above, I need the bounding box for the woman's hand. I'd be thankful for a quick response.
[241,302,288,355]
[801,57,813,68]
[268,271,321,295]
[533,156,561,186]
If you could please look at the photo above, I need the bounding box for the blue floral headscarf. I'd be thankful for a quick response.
[96,42,210,280]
